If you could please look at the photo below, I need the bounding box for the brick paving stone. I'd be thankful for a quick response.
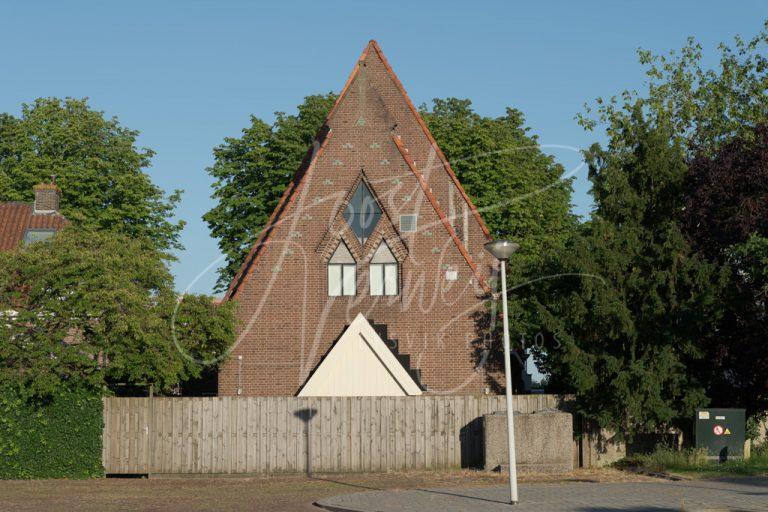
[316,477,768,511]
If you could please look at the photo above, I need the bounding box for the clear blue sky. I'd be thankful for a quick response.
[2,1,765,295]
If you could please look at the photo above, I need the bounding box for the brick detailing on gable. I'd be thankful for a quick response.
[317,172,409,264]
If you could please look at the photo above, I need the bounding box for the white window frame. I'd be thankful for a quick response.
[328,263,356,297]
[370,263,398,296]
[328,241,357,297]
[369,241,399,296]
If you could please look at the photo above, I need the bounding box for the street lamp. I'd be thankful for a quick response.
[484,239,520,505]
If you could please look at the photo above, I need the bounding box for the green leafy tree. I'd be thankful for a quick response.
[0,97,184,252]
[578,21,768,151]
[0,227,235,397]
[533,111,725,437]
[551,20,768,434]
[204,94,337,289]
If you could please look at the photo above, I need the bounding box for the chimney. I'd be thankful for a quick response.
[33,180,61,213]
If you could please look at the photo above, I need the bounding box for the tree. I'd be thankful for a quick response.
[578,21,768,152]
[0,97,184,252]
[681,125,768,416]
[0,227,235,397]
[204,94,337,289]
[533,111,725,437]
[420,99,576,388]
[682,125,768,257]
[559,20,768,433]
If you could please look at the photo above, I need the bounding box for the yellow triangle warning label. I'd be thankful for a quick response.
[724,428,731,435]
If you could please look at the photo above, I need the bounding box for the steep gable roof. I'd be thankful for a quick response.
[226,41,493,299]
[324,41,490,240]
[363,41,491,239]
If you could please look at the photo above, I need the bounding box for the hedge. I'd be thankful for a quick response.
[0,388,103,479]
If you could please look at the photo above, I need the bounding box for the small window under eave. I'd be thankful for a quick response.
[23,229,56,246]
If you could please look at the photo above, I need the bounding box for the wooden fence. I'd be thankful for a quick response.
[102,394,569,474]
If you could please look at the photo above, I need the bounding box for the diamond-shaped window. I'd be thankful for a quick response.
[343,182,381,244]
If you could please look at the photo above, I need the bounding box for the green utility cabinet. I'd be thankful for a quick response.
[695,408,745,460]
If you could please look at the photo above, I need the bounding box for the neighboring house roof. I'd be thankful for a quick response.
[297,313,423,397]
[0,202,68,251]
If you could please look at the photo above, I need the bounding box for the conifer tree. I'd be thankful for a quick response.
[534,110,725,437]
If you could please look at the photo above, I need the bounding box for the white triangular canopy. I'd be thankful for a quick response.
[298,313,422,397]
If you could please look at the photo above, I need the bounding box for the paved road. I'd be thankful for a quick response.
[316,477,768,511]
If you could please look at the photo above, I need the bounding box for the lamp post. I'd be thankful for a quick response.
[484,239,520,505]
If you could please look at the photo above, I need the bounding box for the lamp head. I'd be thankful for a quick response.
[484,239,520,260]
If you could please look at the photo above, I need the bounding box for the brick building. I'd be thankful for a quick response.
[218,41,502,397]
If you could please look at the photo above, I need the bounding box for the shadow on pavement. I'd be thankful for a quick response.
[413,488,510,505]
[670,477,768,496]
[705,476,768,488]
[309,476,382,492]
[574,508,678,512]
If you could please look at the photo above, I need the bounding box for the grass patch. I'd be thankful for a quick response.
[616,444,768,478]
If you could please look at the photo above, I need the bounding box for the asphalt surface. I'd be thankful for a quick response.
[316,477,768,511]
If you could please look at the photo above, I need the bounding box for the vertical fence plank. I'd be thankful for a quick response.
[257,397,266,472]
[246,398,256,472]
[180,399,188,473]
[265,398,274,472]
[372,397,382,471]
[193,398,202,473]
[159,399,167,473]
[359,398,368,472]
[201,398,210,473]
[101,398,110,472]
[332,397,341,472]
[120,399,128,473]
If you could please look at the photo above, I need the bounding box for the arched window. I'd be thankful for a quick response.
[328,241,356,296]
[369,241,398,296]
